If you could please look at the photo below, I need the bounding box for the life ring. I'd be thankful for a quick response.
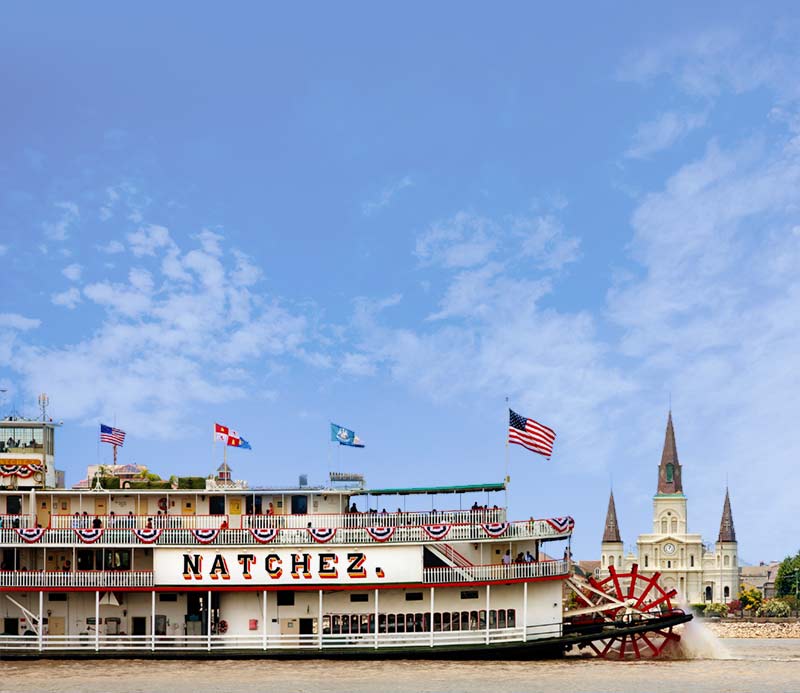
[33,471,44,483]
[158,497,168,512]
[217,619,228,634]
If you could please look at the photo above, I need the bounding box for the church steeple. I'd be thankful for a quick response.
[602,491,622,543]
[657,411,683,494]
[718,488,736,542]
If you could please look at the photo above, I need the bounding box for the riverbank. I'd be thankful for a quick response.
[703,619,800,638]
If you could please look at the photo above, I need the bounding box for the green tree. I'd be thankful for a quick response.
[775,551,800,598]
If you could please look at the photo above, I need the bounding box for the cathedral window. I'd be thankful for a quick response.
[666,463,674,483]
[690,555,694,567]
[724,586,730,599]
[724,555,730,567]
[644,555,648,567]
[601,555,605,567]
[671,518,677,533]
[661,519,668,533]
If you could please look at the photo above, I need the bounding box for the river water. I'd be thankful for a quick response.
[2,639,799,692]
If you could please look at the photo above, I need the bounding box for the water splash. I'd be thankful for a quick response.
[672,606,731,660]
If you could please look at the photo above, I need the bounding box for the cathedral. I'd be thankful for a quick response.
[599,413,738,604]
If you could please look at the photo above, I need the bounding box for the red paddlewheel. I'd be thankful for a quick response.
[574,563,682,660]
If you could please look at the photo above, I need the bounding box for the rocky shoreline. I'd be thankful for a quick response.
[702,619,800,638]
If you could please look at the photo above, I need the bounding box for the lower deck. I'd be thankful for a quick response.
[0,581,564,656]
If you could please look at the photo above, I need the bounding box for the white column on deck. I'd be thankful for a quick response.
[94,590,100,651]
[207,589,212,651]
[38,590,43,651]
[485,585,491,645]
[318,590,323,649]
[430,587,435,647]
[374,589,379,649]
[262,590,268,650]
[522,582,528,642]
[150,590,156,651]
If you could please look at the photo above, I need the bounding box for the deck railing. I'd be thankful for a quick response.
[0,519,570,548]
[0,570,155,588]
[0,625,555,653]
[422,559,569,584]
[0,514,32,529]
[48,508,507,531]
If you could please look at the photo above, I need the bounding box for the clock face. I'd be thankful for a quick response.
[663,542,676,555]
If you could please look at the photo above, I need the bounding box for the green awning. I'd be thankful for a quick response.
[352,482,506,496]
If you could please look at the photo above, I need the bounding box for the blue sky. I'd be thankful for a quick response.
[2,3,800,563]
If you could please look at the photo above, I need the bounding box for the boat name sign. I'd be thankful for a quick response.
[154,547,424,586]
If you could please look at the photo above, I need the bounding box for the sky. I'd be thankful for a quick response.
[2,2,800,563]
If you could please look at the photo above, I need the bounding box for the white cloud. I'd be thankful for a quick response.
[4,232,318,438]
[42,201,79,241]
[516,215,581,270]
[415,212,497,269]
[97,240,125,254]
[339,352,377,377]
[0,313,40,331]
[626,111,708,159]
[62,263,82,281]
[127,224,174,256]
[362,176,413,216]
[51,287,82,309]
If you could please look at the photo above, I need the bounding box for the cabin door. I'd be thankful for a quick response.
[48,617,65,635]
[290,495,308,515]
[36,496,51,529]
[94,497,107,517]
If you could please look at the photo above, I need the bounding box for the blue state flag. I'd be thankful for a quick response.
[239,438,252,450]
[330,423,365,448]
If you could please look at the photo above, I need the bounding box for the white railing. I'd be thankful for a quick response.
[0,519,569,548]
[0,627,536,653]
[50,514,227,530]
[0,520,569,548]
[0,570,154,588]
[423,560,569,584]
[0,514,32,529]
[244,508,507,530]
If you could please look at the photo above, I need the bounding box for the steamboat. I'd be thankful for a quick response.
[0,415,690,659]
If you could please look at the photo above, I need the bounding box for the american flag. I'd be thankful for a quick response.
[508,409,556,458]
[100,424,126,447]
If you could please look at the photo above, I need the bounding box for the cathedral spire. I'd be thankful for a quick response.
[718,488,736,542]
[602,491,622,543]
[657,411,683,494]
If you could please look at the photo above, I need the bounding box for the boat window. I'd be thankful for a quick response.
[405,592,423,601]
[6,496,21,515]
[331,615,341,634]
[322,616,331,635]
[290,495,308,515]
[350,593,369,603]
[158,593,178,602]
[378,614,387,633]
[440,613,448,631]
[460,590,479,600]
[498,610,506,628]
[478,611,486,630]
[462,611,470,630]
[395,614,404,633]
[276,591,295,606]
[341,616,350,634]
[489,610,497,629]
[48,593,67,602]
[507,609,515,627]
[368,614,375,633]
[407,614,415,632]
[387,614,396,633]
[208,496,225,515]
[450,612,460,631]
[352,615,361,633]
[469,611,478,630]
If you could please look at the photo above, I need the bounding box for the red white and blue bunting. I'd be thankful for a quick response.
[422,524,451,540]
[0,463,43,478]
[481,522,510,538]
[249,528,279,544]
[14,527,46,543]
[545,516,575,533]
[365,526,396,542]
[308,527,337,543]
[132,528,162,544]
[190,528,221,544]
[74,528,104,543]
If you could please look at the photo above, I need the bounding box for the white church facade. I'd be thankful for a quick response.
[599,413,738,605]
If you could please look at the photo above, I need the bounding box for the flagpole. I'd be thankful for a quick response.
[504,397,510,509]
